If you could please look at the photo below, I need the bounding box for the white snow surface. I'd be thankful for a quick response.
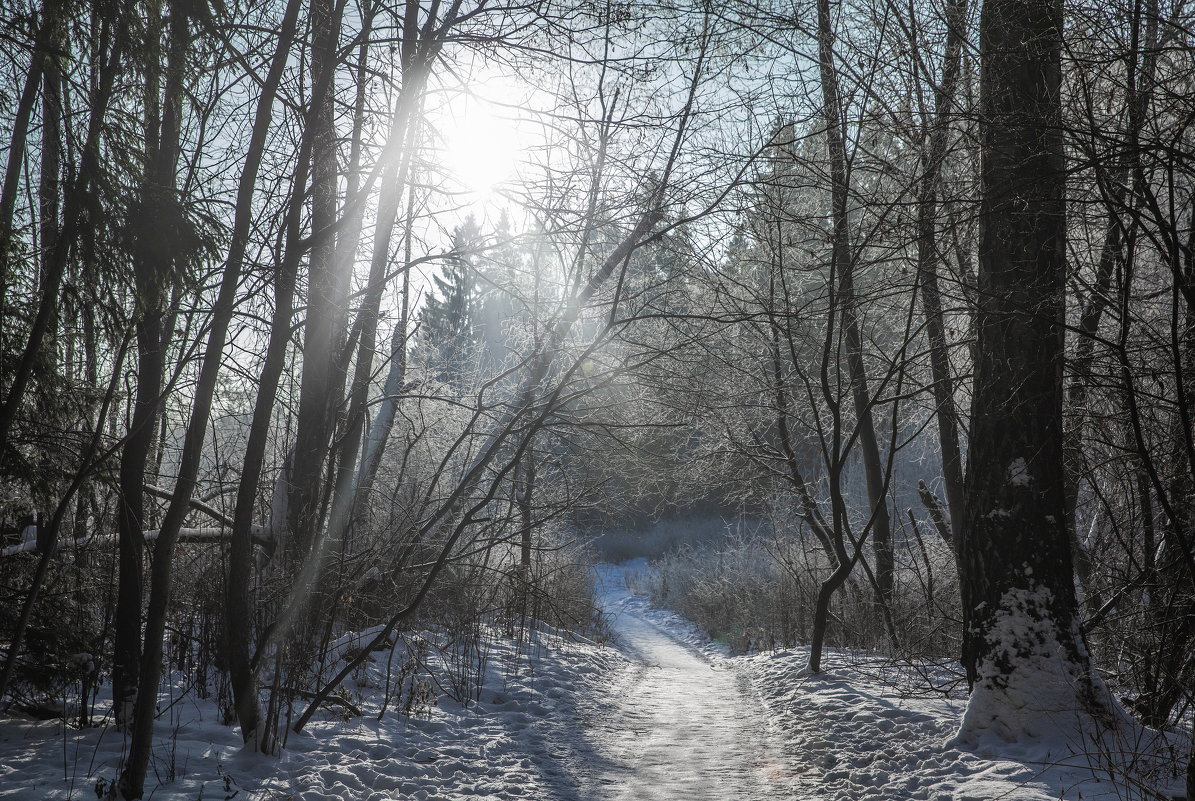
[582,563,789,799]
[593,562,1185,801]
[746,648,1186,801]
[954,584,1138,750]
[0,559,1187,799]
[0,621,623,800]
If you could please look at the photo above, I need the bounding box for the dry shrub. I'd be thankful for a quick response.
[644,521,961,658]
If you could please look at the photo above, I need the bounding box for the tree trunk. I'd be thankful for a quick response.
[112,0,178,729]
[112,307,163,727]
[221,0,305,753]
[118,0,296,791]
[954,0,1125,745]
[915,0,968,544]
[286,0,348,565]
[814,0,893,604]
[516,454,535,617]
[224,218,297,752]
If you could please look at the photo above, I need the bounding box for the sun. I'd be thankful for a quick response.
[439,82,524,202]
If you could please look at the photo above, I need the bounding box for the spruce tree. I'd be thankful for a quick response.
[418,216,482,391]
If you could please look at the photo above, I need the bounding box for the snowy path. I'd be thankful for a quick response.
[584,565,787,800]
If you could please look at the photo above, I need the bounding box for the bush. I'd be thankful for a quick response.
[642,519,961,658]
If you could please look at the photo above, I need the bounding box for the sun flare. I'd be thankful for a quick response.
[439,89,524,201]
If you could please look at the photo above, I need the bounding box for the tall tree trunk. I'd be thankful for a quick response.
[954,0,1124,744]
[515,454,535,617]
[112,0,174,729]
[225,224,298,752]
[915,0,968,544]
[222,0,308,751]
[118,0,297,792]
[814,0,893,604]
[286,0,348,564]
[112,319,163,728]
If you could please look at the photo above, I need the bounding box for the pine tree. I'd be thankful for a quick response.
[418,217,482,391]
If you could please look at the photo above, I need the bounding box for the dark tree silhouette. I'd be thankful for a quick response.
[954,0,1127,744]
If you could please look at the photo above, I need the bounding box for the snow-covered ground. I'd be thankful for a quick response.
[746,648,1186,801]
[598,560,1187,801]
[0,621,623,800]
[0,560,1187,799]
[580,563,788,799]
[616,564,1185,801]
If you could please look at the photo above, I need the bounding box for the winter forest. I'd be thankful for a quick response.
[0,0,1193,797]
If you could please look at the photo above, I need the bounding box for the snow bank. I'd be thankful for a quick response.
[745,643,1185,800]
[0,623,624,800]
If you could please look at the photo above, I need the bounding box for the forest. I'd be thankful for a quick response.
[0,0,1192,797]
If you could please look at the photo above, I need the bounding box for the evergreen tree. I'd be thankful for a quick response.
[417,217,482,391]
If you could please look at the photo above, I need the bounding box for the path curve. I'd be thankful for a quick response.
[586,565,786,800]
